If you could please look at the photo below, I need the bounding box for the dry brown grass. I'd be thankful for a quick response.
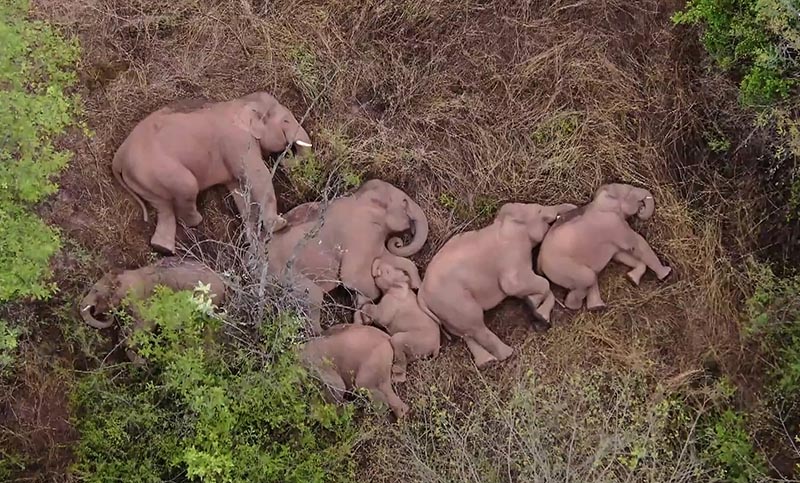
[16,0,778,479]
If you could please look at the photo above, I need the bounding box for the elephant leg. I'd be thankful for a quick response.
[316,366,348,404]
[613,251,647,285]
[172,173,202,227]
[586,282,605,311]
[501,270,554,321]
[388,332,413,383]
[291,276,324,335]
[464,337,497,368]
[240,157,287,233]
[356,345,409,418]
[470,326,513,366]
[631,233,671,280]
[549,260,596,311]
[150,201,177,254]
[368,382,409,419]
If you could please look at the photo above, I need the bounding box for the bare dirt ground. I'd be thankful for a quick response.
[8,0,786,479]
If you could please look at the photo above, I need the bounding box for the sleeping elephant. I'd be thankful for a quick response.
[299,324,409,419]
[537,183,672,311]
[417,202,576,368]
[79,257,226,362]
[113,91,313,254]
[267,179,428,330]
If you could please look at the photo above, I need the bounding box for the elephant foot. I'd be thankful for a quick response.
[656,266,672,281]
[391,367,407,383]
[475,354,498,369]
[586,302,607,312]
[626,269,644,286]
[271,215,288,233]
[181,212,203,228]
[150,237,175,255]
[564,298,583,311]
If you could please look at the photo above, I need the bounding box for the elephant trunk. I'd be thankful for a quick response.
[636,189,655,220]
[390,256,422,289]
[387,198,429,257]
[80,293,114,329]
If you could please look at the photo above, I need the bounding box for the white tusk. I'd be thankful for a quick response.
[295,140,312,147]
[82,305,92,312]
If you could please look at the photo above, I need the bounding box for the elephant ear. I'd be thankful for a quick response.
[236,104,268,140]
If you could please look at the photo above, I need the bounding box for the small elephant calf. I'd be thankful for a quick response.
[80,257,225,362]
[299,324,409,419]
[357,258,440,383]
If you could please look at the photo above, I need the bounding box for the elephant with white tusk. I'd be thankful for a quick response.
[112,91,313,254]
[417,202,577,368]
[79,257,226,362]
[267,179,428,331]
[357,257,441,383]
[299,324,409,419]
[537,183,672,311]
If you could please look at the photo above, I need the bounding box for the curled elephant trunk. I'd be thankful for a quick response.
[80,294,114,329]
[387,198,429,257]
[636,189,655,220]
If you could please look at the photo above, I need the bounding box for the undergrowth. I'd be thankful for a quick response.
[0,0,81,302]
[71,286,356,483]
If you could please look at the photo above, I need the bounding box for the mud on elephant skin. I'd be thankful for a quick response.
[537,183,672,311]
[113,91,313,254]
[299,324,409,419]
[357,258,441,383]
[417,202,577,369]
[80,257,226,362]
[267,179,428,330]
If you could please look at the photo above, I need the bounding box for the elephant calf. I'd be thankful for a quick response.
[299,324,409,419]
[357,258,441,382]
[80,257,225,362]
[537,183,671,310]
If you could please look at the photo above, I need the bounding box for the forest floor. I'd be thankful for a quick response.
[4,0,797,480]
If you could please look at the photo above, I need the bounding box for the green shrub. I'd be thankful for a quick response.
[0,319,21,376]
[746,263,800,397]
[702,407,768,483]
[71,286,356,483]
[673,0,798,106]
[0,0,81,301]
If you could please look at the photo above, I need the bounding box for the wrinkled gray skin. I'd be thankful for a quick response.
[418,203,576,368]
[358,258,441,383]
[299,324,409,418]
[267,179,428,331]
[79,258,225,363]
[537,183,671,311]
[113,91,313,254]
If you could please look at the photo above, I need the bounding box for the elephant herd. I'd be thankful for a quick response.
[80,91,672,418]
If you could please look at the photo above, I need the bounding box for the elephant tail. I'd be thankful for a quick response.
[418,292,453,342]
[112,155,149,222]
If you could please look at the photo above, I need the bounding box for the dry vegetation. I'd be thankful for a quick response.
[4,0,795,480]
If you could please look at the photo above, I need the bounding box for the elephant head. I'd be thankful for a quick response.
[496,202,578,243]
[238,92,313,163]
[372,256,422,291]
[594,183,655,220]
[79,269,129,329]
[357,180,429,257]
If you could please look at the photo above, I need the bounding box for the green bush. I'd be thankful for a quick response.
[673,0,799,106]
[71,286,356,483]
[0,0,81,301]
[0,319,20,376]
[702,407,768,483]
[746,263,800,397]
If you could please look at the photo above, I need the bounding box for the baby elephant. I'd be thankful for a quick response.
[357,258,440,383]
[80,257,225,361]
[299,324,409,419]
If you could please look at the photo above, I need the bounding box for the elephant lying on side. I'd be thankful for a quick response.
[418,202,576,368]
[267,179,428,329]
[113,91,313,254]
[299,324,409,419]
[80,257,225,362]
[358,258,441,383]
[537,183,671,310]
